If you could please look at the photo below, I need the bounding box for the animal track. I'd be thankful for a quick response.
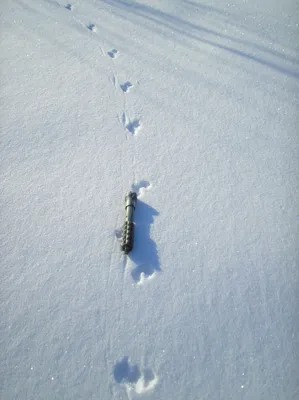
[110,74,117,88]
[65,3,72,10]
[115,227,123,240]
[131,264,157,284]
[108,49,119,58]
[126,120,140,135]
[132,180,151,197]
[113,357,158,395]
[120,81,133,93]
[122,113,141,135]
[88,24,96,32]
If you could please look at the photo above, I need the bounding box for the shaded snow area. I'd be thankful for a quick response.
[1,0,298,399]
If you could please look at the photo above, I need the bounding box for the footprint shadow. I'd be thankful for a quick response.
[113,357,158,393]
[114,357,141,384]
[88,24,96,32]
[132,180,151,196]
[126,119,140,135]
[108,49,119,58]
[120,81,133,93]
[129,200,160,283]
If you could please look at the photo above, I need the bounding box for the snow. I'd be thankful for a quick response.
[1,0,298,399]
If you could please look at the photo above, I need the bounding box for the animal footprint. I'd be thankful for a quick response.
[65,3,72,10]
[115,227,123,240]
[126,120,140,135]
[113,357,158,395]
[131,180,151,197]
[122,113,141,135]
[120,81,133,93]
[131,264,157,284]
[108,49,119,58]
[88,24,96,32]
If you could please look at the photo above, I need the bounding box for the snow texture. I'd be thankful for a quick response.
[1,0,298,399]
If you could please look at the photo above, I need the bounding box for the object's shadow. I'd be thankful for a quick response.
[129,200,160,282]
[113,356,141,383]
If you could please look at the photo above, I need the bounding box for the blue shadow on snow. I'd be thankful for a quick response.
[129,200,160,282]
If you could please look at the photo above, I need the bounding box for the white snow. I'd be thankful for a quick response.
[1,0,298,399]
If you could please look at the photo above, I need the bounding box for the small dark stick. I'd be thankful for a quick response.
[121,192,137,254]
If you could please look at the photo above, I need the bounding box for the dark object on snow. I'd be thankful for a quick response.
[121,192,137,254]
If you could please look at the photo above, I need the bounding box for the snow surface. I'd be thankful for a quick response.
[1,0,299,399]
